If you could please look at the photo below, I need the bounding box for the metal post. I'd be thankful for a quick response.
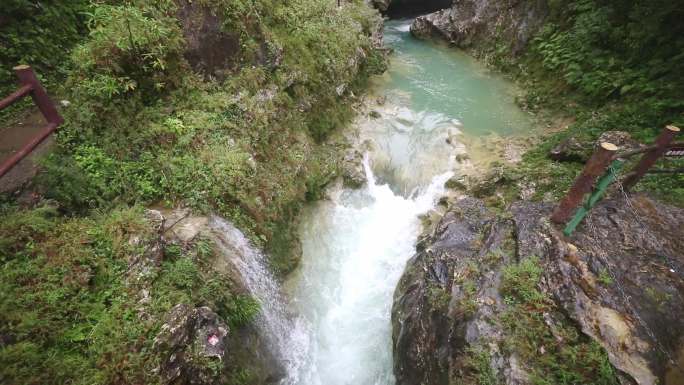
[551,142,618,224]
[0,65,64,178]
[622,125,680,190]
[13,65,63,125]
[563,159,624,236]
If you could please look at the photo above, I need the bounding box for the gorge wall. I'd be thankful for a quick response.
[392,195,684,385]
[409,0,549,56]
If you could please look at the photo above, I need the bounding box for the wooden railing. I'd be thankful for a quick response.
[0,65,63,178]
[551,125,681,235]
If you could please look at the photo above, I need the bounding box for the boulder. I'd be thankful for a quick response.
[392,194,684,385]
[341,148,367,188]
[549,135,591,162]
[176,1,241,80]
[409,0,549,55]
[154,304,230,385]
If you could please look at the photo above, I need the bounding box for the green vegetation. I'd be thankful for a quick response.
[499,257,618,385]
[462,345,499,385]
[0,1,91,118]
[475,0,684,206]
[1,0,384,383]
[0,202,258,385]
[35,0,383,272]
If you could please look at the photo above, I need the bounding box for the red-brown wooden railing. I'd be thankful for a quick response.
[551,125,681,227]
[0,65,64,178]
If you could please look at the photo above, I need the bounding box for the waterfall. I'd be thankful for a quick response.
[209,218,310,384]
[288,156,452,385]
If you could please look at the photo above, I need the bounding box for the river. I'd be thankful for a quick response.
[283,19,532,385]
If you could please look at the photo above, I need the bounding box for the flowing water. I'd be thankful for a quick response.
[211,19,534,385]
[284,20,534,385]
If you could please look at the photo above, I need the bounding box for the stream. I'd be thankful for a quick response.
[219,19,534,385]
[284,20,533,385]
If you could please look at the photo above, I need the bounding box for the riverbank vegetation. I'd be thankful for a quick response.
[477,0,684,207]
[1,1,384,383]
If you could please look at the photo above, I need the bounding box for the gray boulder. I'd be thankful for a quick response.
[154,304,230,385]
[410,0,549,55]
[392,195,684,385]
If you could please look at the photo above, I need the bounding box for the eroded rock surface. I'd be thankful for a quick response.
[410,0,549,55]
[154,304,229,385]
[392,195,684,385]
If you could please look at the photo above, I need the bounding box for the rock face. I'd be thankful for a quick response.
[410,0,549,55]
[341,148,367,188]
[154,304,230,385]
[387,0,453,17]
[175,1,241,80]
[392,195,684,385]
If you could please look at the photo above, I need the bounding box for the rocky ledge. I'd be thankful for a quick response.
[409,0,548,56]
[392,195,684,385]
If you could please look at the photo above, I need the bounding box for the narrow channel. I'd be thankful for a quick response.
[285,19,533,385]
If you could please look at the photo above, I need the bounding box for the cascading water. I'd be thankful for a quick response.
[209,18,533,385]
[288,157,452,385]
[209,218,310,384]
[285,19,533,385]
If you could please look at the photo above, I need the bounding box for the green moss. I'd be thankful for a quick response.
[462,346,499,385]
[467,0,684,207]
[498,257,618,385]
[0,203,261,385]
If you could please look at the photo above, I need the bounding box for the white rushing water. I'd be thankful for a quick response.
[210,218,310,384]
[289,158,452,385]
[208,19,533,385]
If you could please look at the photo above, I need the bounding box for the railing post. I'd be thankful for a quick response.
[0,65,64,178]
[622,125,680,191]
[551,142,618,225]
[13,65,63,125]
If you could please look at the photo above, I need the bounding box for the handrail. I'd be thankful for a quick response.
[551,125,681,234]
[0,65,64,178]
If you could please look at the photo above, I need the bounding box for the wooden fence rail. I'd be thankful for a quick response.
[0,65,63,178]
[551,125,681,235]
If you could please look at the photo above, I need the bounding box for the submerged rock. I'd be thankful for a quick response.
[392,194,684,385]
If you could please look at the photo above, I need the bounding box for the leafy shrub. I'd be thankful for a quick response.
[67,2,186,129]
[0,0,90,98]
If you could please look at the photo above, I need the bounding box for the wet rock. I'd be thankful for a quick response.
[445,175,468,191]
[176,2,241,80]
[341,148,367,188]
[164,209,209,244]
[409,0,549,55]
[392,194,684,385]
[154,304,229,385]
[549,135,591,162]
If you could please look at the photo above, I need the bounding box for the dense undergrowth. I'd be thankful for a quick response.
[0,204,260,385]
[0,1,91,118]
[475,0,684,207]
[1,0,384,383]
